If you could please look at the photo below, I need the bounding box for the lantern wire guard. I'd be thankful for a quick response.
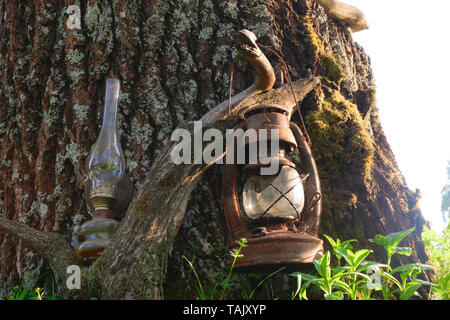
[222,104,323,273]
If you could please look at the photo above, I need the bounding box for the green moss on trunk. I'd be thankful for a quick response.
[307,89,374,182]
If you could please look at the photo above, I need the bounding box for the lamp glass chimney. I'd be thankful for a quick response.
[86,78,125,198]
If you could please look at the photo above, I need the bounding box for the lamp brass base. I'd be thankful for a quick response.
[75,216,120,265]
[229,231,323,273]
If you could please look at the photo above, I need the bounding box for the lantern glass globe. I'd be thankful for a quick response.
[242,165,305,220]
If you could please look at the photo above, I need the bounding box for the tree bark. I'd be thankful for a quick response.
[0,0,429,299]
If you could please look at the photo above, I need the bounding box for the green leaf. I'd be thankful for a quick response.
[401,284,422,300]
[323,234,337,248]
[291,272,319,282]
[182,255,206,300]
[369,228,415,250]
[18,288,32,300]
[392,263,416,273]
[335,248,352,265]
[368,234,387,247]
[324,292,344,300]
[391,246,412,256]
[347,271,371,281]
[332,266,351,278]
[385,227,415,247]
[248,267,285,300]
[314,251,331,280]
[392,263,434,274]
[353,249,372,268]
[291,273,302,300]
[414,278,435,287]
[382,272,402,289]
[333,280,352,295]
[341,239,357,248]
[358,261,388,273]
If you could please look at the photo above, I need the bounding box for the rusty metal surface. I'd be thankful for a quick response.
[243,105,297,149]
[222,105,323,271]
[230,232,324,273]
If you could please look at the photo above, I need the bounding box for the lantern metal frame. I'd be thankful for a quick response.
[222,104,323,273]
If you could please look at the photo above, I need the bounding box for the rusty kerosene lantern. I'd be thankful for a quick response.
[222,104,323,272]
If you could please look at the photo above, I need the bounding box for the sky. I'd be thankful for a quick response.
[342,0,450,231]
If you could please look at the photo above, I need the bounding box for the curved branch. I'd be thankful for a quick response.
[0,216,79,283]
[201,29,275,126]
[235,29,276,91]
[315,0,369,32]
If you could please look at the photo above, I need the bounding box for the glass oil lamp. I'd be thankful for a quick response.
[222,104,323,272]
[76,78,126,265]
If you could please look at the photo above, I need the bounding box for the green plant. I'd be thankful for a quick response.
[244,267,285,300]
[368,227,434,300]
[323,235,356,267]
[388,263,434,300]
[422,223,450,299]
[182,255,207,299]
[290,228,435,300]
[7,286,55,300]
[6,272,65,300]
[183,238,248,300]
[7,286,39,300]
[291,251,357,300]
[219,238,248,299]
[182,238,284,300]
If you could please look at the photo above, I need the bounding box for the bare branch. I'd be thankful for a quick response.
[314,0,369,32]
[0,216,79,283]
[201,29,275,125]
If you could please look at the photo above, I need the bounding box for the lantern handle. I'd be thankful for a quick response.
[305,192,322,215]
[289,121,322,235]
[222,122,251,243]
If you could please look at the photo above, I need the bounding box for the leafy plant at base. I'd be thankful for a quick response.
[290,228,434,300]
[390,263,434,300]
[422,223,450,300]
[290,251,357,300]
[182,238,285,300]
[6,270,64,300]
[7,286,41,300]
[368,227,434,299]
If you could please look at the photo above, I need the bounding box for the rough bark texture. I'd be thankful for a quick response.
[0,0,428,299]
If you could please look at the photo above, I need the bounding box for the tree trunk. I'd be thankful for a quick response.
[0,0,428,299]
